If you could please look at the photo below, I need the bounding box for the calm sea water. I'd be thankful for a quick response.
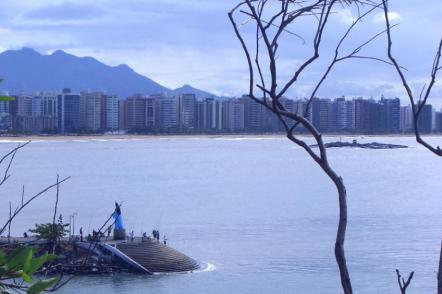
[0,136,441,294]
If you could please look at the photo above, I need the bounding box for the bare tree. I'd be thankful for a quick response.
[0,142,70,293]
[229,1,388,293]
[382,1,441,292]
[382,0,442,156]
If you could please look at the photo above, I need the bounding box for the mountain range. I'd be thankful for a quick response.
[0,47,217,99]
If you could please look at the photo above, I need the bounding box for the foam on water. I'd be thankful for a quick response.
[151,263,216,276]
[191,262,217,274]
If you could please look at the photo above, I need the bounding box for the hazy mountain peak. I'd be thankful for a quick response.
[173,84,216,99]
[22,47,41,53]
[115,64,133,71]
[51,49,66,56]
[6,47,41,57]
[0,47,218,99]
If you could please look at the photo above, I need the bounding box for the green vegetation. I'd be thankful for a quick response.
[0,247,59,293]
[0,78,14,101]
[29,215,69,245]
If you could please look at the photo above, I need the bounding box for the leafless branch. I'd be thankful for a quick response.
[229,1,384,293]
[395,269,414,294]
[0,176,71,235]
[0,141,30,187]
[51,175,60,254]
[382,0,442,156]
[8,201,11,244]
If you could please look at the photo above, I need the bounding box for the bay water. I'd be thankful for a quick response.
[0,136,440,293]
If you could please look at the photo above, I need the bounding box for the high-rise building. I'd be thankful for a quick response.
[124,94,157,131]
[276,97,295,131]
[318,98,332,132]
[145,96,156,129]
[345,100,355,131]
[222,98,245,132]
[198,97,222,131]
[119,100,128,131]
[244,96,265,132]
[16,94,32,117]
[196,100,204,130]
[97,94,116,131]
[292,99,309,132]
[310,98,321,130]
[331,97,347,132]
[417,104,433,133]
[32,92,57,118]
[126,94,147,130]
[281,97,295,113]
[435,110,442,133]
[80,92,102,132]
[155,95,178,130]
[178,94,196,129]
[381,97,400,132]
[0,94,11,131]
[400,105,413,133]
[354,98,371,132]
[58,88,81,133]
[104,95,119,131]
[0,100,10,114]
[369,100,385,132]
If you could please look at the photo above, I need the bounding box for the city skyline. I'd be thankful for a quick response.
[2,88,441,135]
[0,1,440,100]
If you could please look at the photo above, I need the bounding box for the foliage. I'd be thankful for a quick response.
[29,215,69,243]
[0,246,59,294]
[0,78,14,102]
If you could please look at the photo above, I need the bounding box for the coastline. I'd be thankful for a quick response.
[0,133,440,142]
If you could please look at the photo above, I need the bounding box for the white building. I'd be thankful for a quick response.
[105,95,119,131]
[32,92,57,118]
[80,92,102,132]
[400,105,413,132]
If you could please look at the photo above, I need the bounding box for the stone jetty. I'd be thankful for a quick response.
[312,140,408,149]
[116,238,199,273]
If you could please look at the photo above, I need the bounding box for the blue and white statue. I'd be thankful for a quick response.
[113,202,124,230]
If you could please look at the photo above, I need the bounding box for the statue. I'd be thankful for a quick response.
[113,202,124,230]
[112,202,126,240]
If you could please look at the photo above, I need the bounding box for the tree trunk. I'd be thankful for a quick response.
[438,241,442,294]
[322,162,352,294]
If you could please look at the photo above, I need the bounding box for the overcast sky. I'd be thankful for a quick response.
[0,0,440,104]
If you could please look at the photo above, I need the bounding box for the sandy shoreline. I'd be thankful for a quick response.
[0,133,439,142]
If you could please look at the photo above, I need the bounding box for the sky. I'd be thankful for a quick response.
[0,0,440,105]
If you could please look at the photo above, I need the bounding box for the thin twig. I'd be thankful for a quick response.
[51,175,60,254]
[0,176,71,235]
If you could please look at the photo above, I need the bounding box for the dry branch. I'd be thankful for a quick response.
[229,1,383,293]
[395,269,414,294]
[382,0,442,156]
[0,176,70,236]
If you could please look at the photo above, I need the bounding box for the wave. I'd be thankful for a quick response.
[197,262,216,273]
[151,262,216,276]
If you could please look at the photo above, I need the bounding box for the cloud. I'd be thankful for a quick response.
[337,9,355,25]
[25,3,106,21]
[373,11,401,24]
[0,0,440,100]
